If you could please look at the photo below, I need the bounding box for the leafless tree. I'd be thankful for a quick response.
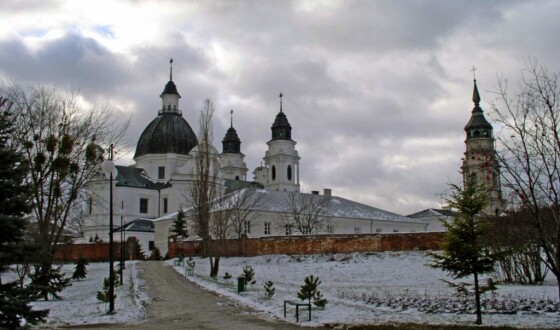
[490,59,560,298]
[280,192,332,235]
[1,83,128,299]
[229,188,269,238]
[185,99,222,277]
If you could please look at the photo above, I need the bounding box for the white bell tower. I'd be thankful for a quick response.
[262,93,300,192]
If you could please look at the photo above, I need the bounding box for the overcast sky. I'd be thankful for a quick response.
[1,0,559,215]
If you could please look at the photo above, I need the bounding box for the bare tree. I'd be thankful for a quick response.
[229,188,269,238]
[1,84,128,299]
[185,99,222,277]
[280,192,332,235]
[490,59,560,298]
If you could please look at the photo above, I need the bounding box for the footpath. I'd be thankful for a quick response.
[68,261,312,329]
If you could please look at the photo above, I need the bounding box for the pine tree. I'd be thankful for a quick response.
[72,257,88,280]
[263,280,275,299]
[242,265,255,284]
[430,183,498,325]
[0,97,48,327]
[171,209,188,237]
[297,275,321,304]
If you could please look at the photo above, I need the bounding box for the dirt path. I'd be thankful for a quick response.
[69,261,314,329]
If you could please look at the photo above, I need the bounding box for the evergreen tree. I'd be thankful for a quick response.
[72,257,88,280]
[297,275,321,304]
[242,265,255,284]
[430,183,498,325]
[171,209,188,237]
[263,280,275,299]
[0,97,48,328]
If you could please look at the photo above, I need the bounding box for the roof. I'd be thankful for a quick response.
[222,126,241,154]
[407,208,455,218]
[115,165,170,189]
[114,218,155,233]
[134,112,198,158]
[271,111,292,141]
[156,188,423,224]
[161,80,180,97]
[464,80,493,133]
[224,179,264,194]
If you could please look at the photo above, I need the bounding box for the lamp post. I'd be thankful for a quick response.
[101,144,117,314]
[119,201,125,286]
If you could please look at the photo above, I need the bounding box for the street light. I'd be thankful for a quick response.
[101,144,117,314]
[119,202,125,286]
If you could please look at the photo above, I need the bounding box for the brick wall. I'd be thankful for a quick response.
[53,237,143,262]
[167,232,445,258]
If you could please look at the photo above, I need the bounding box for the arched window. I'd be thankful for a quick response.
[287,165,292,181]
[235,175,239,180]
[271,165,276,181]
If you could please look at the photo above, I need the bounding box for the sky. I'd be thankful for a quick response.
[1,0,559,215]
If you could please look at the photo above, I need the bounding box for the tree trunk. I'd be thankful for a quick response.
[210,256,220,278]
[474,272,482,325]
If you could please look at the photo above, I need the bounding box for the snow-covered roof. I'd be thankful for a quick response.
[114,218,155,232]
[407,208,455,219]
[155,189,422,224]
[115,165,170,190]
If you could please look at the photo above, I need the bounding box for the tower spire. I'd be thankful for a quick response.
[230,109,234,128]
[170,58,173,81]
[279,92,283,112]
[472,79,481,106]
[470,65,481,105]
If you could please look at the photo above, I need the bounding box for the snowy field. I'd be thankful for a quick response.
[2,261,147,328]
[2,252,559,328]
[171,252,560,328]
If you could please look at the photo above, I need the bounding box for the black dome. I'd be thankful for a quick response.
[271,111,292,140]
[134,113,198,158]
[222,126,241,154]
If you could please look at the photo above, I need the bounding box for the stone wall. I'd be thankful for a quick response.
[167,232,445,258]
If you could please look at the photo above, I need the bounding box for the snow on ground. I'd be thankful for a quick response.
[170,252,560,328]
[2,261,147,327]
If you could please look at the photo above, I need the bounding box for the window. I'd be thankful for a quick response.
[376,228,382,233]
[163,198,168,214]
[285,225,292,236]
[326,225,334,234]
[264,222,271,235]
[235,175,239,180]
[148,241,155,251]
[354,227,361,234]
[158,166,165,180]
[243,221,251,234]
[271,166,276,181]
[287,165,292,181]
[140,198,148,214]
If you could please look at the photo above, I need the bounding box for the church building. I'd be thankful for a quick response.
[82,62,430,253]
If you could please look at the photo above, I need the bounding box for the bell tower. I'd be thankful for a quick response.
[461,79,503,215]
[219,110,248,181]
[262,93,300,192]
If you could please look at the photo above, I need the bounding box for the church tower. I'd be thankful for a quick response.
[461,79,503,215]
[262,93,300,192]
[220,110,248,180]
